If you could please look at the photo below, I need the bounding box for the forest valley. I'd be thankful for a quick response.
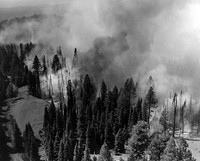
[0,42,198,161]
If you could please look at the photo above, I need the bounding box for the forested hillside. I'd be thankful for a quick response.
[1,0,200,160]
[0,41,197,161]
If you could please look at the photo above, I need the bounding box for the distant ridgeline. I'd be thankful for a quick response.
[0,14,44,31]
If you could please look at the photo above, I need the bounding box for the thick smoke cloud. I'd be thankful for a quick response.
[1,0,200,104]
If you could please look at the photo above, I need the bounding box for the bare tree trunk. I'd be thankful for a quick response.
[179,91,182,135]
[173,93,177,138]
[189,96,193,133]
[197,107,200,134]
[182,100,186,134]
[49,75,54,96]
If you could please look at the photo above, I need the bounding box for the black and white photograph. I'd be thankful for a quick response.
[0,0,200,160]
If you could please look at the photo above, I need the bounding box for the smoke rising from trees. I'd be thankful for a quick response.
[1,0,200,102]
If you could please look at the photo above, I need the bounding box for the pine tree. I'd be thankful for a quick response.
[160,137,178,161]
[32,55,41,73]
[104,112,114,149]
[89,117,98,154]
[176,137,195,161]
[136,98,143,121]
[117,78,134,128]
[12,119,24,152]
[143,86,158,125]
[100,81,107,106]
[114,128,125,154]
[10,53,20,84]
[97,143,113,161]
[52,54,61,73]
[128,121,149,160]
[23,123,40,161]
[72,48,78,68]
[43,106,49,138]
[30,138,40,161]
[76,74,95,161]
[32,55,41,97]
[148,132,170,161]
[159,108,170,132]
[112,86,119,134]
[19,43,25,63]
[1,55,9,75]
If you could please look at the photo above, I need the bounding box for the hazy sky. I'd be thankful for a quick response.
[0,0,67,8]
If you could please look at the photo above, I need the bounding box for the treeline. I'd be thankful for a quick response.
[42,73,196,161]
[0,42,35,160]
[0,43,34,87]
[0,43,197,160]
[42,73,162,161]
[0,14,43,31]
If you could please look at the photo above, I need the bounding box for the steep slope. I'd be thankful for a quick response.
[7,86,49,137]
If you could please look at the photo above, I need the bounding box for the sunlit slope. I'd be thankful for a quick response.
[7,86,49,136]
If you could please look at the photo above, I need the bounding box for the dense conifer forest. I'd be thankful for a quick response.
[0,42,197,161]
[1,1,200,160]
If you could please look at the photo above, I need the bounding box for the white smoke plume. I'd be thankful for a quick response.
[1,0,200,107]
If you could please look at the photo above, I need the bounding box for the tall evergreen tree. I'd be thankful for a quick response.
[32,55,41,73]
[117,78,134,128]
[12,119,24,152]
[104,120,114,149]
[10,52,20,84]
[23,123,40,161]
[52,54,61,73]
[43,106,49,138]
[32,55,41,97]
[100,81,107,107]
[143,86,158,125]
[128,121,149,160]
